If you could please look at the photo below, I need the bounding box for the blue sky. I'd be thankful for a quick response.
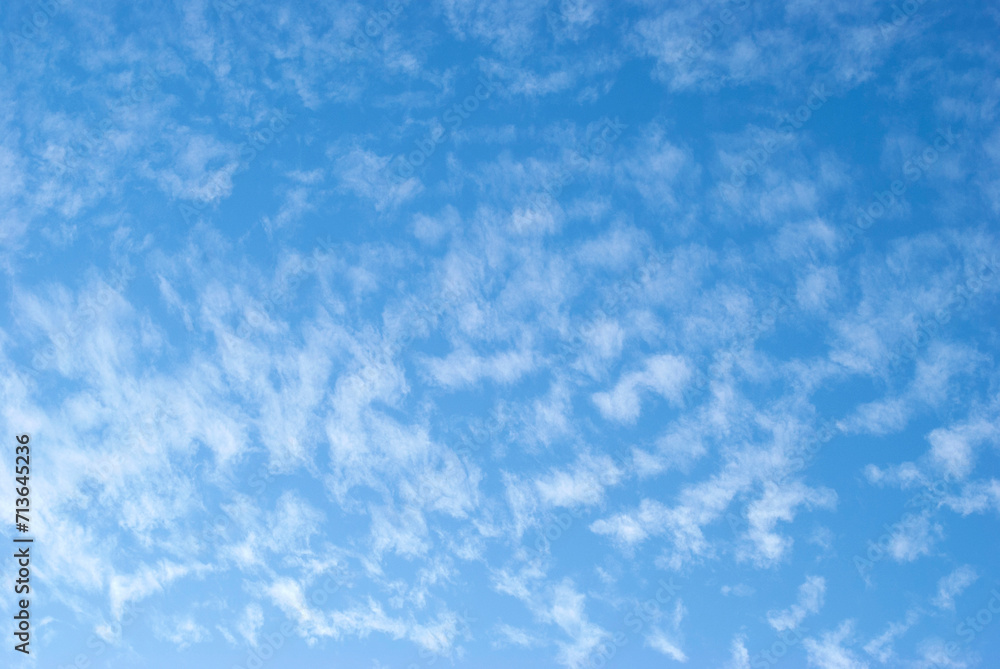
[2,0,1000,667]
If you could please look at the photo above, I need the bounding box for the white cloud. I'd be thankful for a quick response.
[589,498,669,548]
[3,6,998,667]
[864,609,920,663]
[646,628,688,662]
[546,580,612,669]
[914,638,969,668]
[492,623,543,649]
[886,513,942,562]
[941,479,1000,515]
[489,567,610,669]
[645,599,688,662]
[424,345,536,389]
[619,124,694,210]
[767,575,826,632]
[727,633,751,669]
[109,561,212,620]
[237,603,264,647]
[797,265,840,312]
[838,397,911,436]
[333,147,421,211]
[155,616,210,650]
[369,504,431,560]
[534,453,623,508]
[264,575,466,654]
[742,482,837,566]
[928,419,997,480]
[932,565,978,611]
[592,353,691,423]
[721,584,754,597]
[803,620,869,669]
